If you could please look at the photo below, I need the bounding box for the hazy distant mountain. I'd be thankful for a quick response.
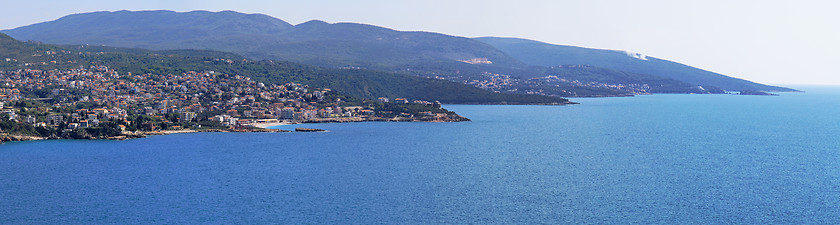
[475,37,794,92]
[4,10,792,94]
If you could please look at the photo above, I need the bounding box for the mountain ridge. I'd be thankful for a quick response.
[3,10,794,94]
[4,10,524,68]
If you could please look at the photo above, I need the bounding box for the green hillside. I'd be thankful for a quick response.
[0,33,569,104]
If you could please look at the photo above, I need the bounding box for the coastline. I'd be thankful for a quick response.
[0,127,289,143]
[0,115,470,143]
[252,114,472,128]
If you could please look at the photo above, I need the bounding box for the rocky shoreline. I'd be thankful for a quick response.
[0,127,291,143]
[295,128,326,132]
[100,128,293,141]
[0,134,46,142]
[0,114,471,143]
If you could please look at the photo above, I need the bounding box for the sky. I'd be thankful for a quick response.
[1,0,838,85]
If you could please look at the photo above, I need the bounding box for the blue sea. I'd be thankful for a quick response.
[1,86,839,224]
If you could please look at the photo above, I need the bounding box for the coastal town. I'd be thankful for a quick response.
[0,55,467,141]
[428,70,654,98]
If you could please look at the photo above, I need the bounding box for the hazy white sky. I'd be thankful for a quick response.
[2,0,838,85]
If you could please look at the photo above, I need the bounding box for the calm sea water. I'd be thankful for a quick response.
[2,86,839,224]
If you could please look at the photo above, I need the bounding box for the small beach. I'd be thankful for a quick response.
[252,121,295,128]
